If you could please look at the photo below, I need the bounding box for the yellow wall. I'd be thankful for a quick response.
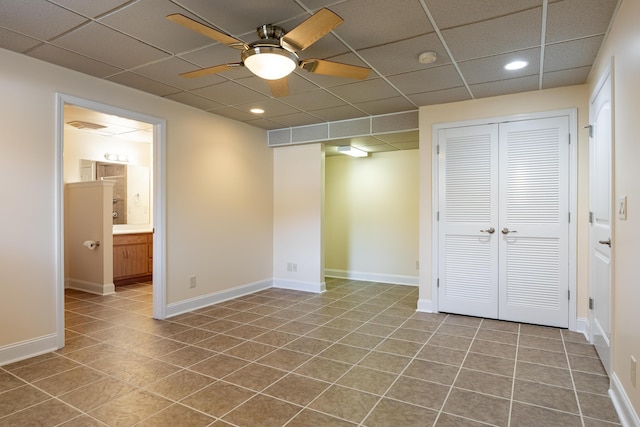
[0,48,273,357]
[588,0,640,416]
[325,150,419,283]
[418,85,590,317]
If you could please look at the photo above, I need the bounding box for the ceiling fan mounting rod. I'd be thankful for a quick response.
[257,24,286,40]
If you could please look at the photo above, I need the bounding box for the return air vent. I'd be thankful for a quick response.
[67,120,107,130]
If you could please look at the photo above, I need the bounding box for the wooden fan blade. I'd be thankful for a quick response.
[301,59,371,80]
[282,8,343,51]
[268,78,290,97]
[167,14,247,50]
[180,63,242,78]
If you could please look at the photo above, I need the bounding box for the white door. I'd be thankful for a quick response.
[438,116,570,327]
[589,72,612,375]
[438,124,499,318]
[498,118,570,327]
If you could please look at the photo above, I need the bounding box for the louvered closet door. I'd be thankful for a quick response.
[438,124,499,318]
[498,117,569,327]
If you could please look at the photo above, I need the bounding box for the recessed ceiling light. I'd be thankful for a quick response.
[504,60,528,71]
[250,108,265,114]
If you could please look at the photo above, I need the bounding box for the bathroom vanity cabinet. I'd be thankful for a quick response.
[113,232,152,285]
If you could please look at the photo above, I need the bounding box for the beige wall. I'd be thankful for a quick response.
[588,0,640,416]
[419,85,590,317]
[0,48,273,357]
[325,150,419,283]
[273,144,325,289]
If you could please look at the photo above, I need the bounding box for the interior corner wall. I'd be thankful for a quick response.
[273,143,325,291]
[0,47,272,363]
[325,150,419,284]
[418,85,590,314]
[588,0,640,418]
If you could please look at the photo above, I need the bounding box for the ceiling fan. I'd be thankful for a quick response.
[167,8,371,97]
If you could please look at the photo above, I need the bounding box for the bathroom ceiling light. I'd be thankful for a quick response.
[105,153,129,163]
[337,146,368,157]
[504,60,528,71]
[250,108,265,114]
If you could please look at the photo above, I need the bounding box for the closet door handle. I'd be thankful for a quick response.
[598,239,611,247]
[480,227,495,234]
[501,228,517,234]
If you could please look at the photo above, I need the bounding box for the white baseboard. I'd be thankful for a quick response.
[416,298,434,312]
[0,333,59,367]
[165,279,273,318]
[66,278,115,296]
[575,316,590,341]
[325,269,418,286]
[610,372,640,427]
[273,279,325,293]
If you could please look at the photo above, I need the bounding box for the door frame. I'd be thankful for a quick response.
[54,94,167,348]
[431,109,578,330]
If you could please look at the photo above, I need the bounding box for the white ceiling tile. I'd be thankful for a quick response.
[106,72,180,96]
[307,105,367,122]
[425,0,542,29]
[388,65,464,94]
[280,89,347,111]
[193,81,269,105]
[208,107,260,122]
[53,22,170,69]
[375,131,419,144]
[28,44,123,78]
[407,86,471,106]
[0,28,42,52]
[359,33,450,76]
[237,74,319,97]
[268,112,326,127]
[234,99,301,118]
[49,0,132,18]
[244,118,285,130]
[458,48,540,85]
[330,0,433,49]
[389,141,419,150]
[442,7,542,61]
[0,0,87,40]
[135,57,228,90]
[329,79,399,103]
[542,66,591,90]
[470,75,540,99]
[164,92,225,110]
[352,97,416,116]
[544,36,604,72]
[546,0,618,43]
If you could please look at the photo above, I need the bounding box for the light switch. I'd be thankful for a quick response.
[618,196,627,220]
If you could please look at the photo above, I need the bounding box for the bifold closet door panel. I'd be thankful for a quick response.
[498,116,570,328]
[438,124,499,318]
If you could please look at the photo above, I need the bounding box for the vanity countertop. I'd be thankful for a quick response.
[113,228,153,235]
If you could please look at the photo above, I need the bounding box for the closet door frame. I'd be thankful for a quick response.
[431,109,578,331]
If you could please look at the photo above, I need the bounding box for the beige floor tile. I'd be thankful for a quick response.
[578,391,621,423]
[157,345,215,367]
[224,341,277,361]
[58,377,137,412]
[181,381,255,417]
[515,360,574,388]
[470,338,517,359]
[475,328,519,345]
[222,394,301,427]
[435,412,490,426]
[286,409,356,426]
[263,373,330,405]
[415,344,466,365]
[223,363,287,391]
[336,366,397,395]
[569,354,608,375]
[256,348,311,371]
[518,346,569,368]
[309,385,379,424]
[88,389,172,427]
[135,403,215,427]
[572,370,611,395]
[145,369,214,400]
[33,366,106,396]
[318,343,370,364]
[403,359,460,385]
[0,372,26,393]
[513,380,579,413]
[428,333,473,351]
[386,375,449,410]
[0,398,81,427]
[0,385,50,418]
[443,388,511,426]
[358,351,412,374]
[338,331,385,349]
[463,352,515,377]
[364,398,438,427]
[294,357,352,382]
[510,401,582,426]
[454,368,513,399]
[190,354,248,379]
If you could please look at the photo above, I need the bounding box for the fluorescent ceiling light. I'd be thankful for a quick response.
[337,146,368,157]
[242,46,298,80]
[504,60,528,71]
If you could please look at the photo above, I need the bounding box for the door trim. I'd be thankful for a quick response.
[431,109,578,330]
[55,94,167,349]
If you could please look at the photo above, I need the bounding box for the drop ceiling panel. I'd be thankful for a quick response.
[407,86,470,106]
[53,22,170,69]
[49,0,133,18]
[209,107,260,122]
[0,0,87,40]
[442,7,542,61]
[280,89,348,111]
[390,141,419,150]
[359,33,449,76]
[237,74,319,97]
[470,75,540,99]
[0,28,41,52]
[28,44,123,78]
[457,48,540,85]
[106,72,180,97]
[331,0,433,49]
[193,81,270,105]
[234,99,301,118]
[244,118,284,130]
[425,0,542,29]
[545,0,619,43]
[352,97,416,116]
[99,0,216,54]
[173,0,306,35]
[269,112,325,128]
[329,79,400,104]
[164,92,226,110]
[542,67,591,90]
[134,57,226,90]
[179,44,254,80]
[388,65,464,94]
[304,105,367,122]
[375,131,419,144]
[544,36,604,72]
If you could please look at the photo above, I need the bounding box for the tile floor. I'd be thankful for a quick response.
[0,279,621,426]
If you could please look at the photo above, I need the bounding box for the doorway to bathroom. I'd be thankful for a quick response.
[56,94,166,346]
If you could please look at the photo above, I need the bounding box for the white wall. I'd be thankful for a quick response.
[273,144,325,292]
[418,85,590,316]
[0,48,273,362]
[588,0,640,419]
[325,150,419,284]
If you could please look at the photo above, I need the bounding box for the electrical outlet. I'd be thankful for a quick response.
[618,196,628,220]
[189,276,197,288]
[292,263,297,272]
[287,262,292,272]
[631,356,637,387]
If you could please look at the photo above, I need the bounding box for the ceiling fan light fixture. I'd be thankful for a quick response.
[242,46,298,80]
